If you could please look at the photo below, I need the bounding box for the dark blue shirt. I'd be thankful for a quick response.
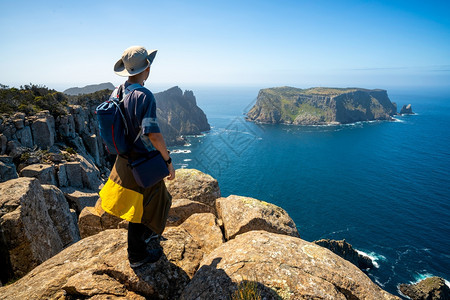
[123,81,160,153]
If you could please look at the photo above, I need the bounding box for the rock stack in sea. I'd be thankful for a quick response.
[400,103,414,115]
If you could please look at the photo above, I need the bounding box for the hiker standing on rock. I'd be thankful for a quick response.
[99,46,175,267]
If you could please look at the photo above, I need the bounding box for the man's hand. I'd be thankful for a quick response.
[167,163,175,180]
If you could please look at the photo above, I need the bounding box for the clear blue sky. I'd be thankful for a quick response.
[1,0,449,91]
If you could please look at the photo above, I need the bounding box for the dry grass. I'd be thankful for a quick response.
[231,280,262,300]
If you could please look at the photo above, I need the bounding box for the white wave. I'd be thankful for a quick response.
[397,287,409,299]
[185,143,192,147]
[355,249,386,269]
[374,278,385,287]
[412,273,434,284]
[184,134,206,138]
[392,117,405,123]
[183,159,192,162]
[171,149,192,154]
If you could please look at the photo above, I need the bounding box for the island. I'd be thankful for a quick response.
[246,86,398,125]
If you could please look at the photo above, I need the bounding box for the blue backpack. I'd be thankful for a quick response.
[95,83,143,155]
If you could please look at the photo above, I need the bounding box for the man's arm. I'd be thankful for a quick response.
[148,132,175,180]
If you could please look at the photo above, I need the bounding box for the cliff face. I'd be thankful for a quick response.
[0,85,209,177]
[246,86,397,125]
[155,86,210,145]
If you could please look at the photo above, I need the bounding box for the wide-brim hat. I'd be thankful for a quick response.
[114,46,157,77]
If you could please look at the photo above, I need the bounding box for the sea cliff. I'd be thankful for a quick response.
[247,86,398,125]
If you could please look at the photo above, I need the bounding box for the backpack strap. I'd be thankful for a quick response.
[122,83,146,144]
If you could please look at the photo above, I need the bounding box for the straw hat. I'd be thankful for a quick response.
[114,46,157,77]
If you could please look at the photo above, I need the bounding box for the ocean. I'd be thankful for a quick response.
[167,86,450,297]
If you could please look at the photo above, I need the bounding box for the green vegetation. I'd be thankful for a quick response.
[0,84,68,116]
[18,149,52,164]
[259,89,329,122]
[298,103,326,117]
[19,152,31,163]
[262,86,359,97]
[65,147,76,155]
[68,89,111,107]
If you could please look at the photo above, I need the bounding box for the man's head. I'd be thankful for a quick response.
[114,46,157,77]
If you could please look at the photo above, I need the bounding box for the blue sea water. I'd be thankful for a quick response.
[168,86,450,297]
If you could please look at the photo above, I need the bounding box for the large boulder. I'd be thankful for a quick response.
[56,114,76,138]
[61,187,99,214]
[167,198,216,226]
[78,199,122,239]
[216,195,299,240]
[15,126,33,148]
[0,156,18,183]
[31,117,54,149]
[57,154,102,190]
[399,276,450,300]
[179,213,224,254]
[41,184,80,247]
[165,169,220,206]
[313,239,374,270]
[0,178,66,281]
[0,228,204,299]
[181,231,399,300]
[78,206,103,238]
[19,163,57,185]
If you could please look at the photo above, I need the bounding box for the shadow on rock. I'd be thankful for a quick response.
[180,257,279,300]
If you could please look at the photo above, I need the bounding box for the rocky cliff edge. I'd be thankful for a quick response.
[0,168,401,299]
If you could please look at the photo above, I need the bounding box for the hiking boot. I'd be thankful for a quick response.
[129,248,163,268]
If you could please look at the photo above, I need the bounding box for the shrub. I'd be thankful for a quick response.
[232,281,262,300]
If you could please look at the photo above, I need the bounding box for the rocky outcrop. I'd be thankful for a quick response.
[78,199,123,238]
[247,86,398,125]
[165,168,221,206]
[41,184,80,247]
[167,198,216,226]
[313,238,374,270]
[0,166,402,299]
[62,187,100,214]
[0,178,80,282]
[19,163,57,185]
[63,82,115,96]
[216,195,299,240]
[155,86,210,145]
[0,229,202,299]
[0,85,210,183]
[179,213,224,254]
[0,156,18,183]
[31,116,54,149]
[399,276,450,300]
[400,103,414,115]
[181,230,399,300]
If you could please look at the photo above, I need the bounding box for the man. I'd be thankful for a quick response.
[99,46,175,267]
